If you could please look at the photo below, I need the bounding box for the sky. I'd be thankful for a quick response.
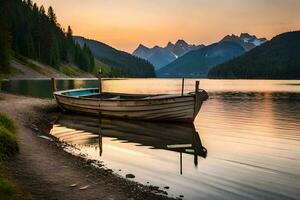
[33,0,300,52]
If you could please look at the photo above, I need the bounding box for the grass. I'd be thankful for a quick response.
[0,126,18,161]
[0,165,28,200]
[0,113,16,134]
[0,113,19,199]
[0,73,6,80]
[94,59,111,75]
[61,59,112,77]
[0,178,14,195]
[14,54,46,75]
[26,62,46,75]
[0,58,24,79]
[10,66,24,75]
[0,179,14,200]
[0,76,3,92]
[60,64,83,77]
[0,113,18,161]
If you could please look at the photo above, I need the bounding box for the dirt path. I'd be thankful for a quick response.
[0,93,173,200]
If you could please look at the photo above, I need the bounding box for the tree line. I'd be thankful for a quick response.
[0,0,94,74]
[208,31,300,79]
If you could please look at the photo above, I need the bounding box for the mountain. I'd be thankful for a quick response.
[133,45,177,70]
[157,41,245,77]
[156,33,266,77]
[221,33,267,51]
[132,40,204,70]
[208,31,300,79]
[74,36,155,78]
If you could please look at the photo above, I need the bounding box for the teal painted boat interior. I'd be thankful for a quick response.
[64,89,97,97]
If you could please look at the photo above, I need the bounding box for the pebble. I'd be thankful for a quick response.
[69,184,77,187]
[125,174,135,179]
[38,135,53,141]
[79,185,89,190]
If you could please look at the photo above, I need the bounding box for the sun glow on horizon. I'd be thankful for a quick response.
[33,0,300,52]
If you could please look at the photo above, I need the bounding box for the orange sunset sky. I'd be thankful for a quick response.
[33,0,300,52]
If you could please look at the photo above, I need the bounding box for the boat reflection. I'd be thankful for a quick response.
[50,114,207,174]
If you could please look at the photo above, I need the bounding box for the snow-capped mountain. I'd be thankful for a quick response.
[157,33,267,78]
[157,41,245,78]
[240,33,267,46]
[132,40,204,70]
[221,33,267,51]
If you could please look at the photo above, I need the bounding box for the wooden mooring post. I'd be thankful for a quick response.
[181,78,185,96]
[195,81,199,94]
[180,152,183,175]
[98,69,102,94]
[194,81,200,116]
[51,78,56,92]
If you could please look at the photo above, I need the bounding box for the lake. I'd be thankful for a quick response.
[2,79,300,200]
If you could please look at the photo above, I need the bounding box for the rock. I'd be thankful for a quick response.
[86,160,93,165]
[125,174,135,179]
[164,186,170,189]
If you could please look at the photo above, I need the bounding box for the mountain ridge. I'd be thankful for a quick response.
[221,33,267,51]
[208,31,300,79]
[157,41,245,77]
[156,33,266,77]
[132,40,204,70]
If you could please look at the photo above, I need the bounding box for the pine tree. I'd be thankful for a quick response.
[0,5,11,74]
[26,0,33,9]
[47,6,57,25]
[66,26,73,39]
[0,0,97,75]
[65,26,75,62]
[39,5,45,15]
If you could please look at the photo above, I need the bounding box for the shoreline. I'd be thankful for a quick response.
[0,93,174,200]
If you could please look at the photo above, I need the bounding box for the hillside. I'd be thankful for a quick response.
[0,0,95,76]
[132,40,203,70]
[208,31,300,79]
[157,41,245,77]
[8,56,94,79]
[74,36,155,78]
[0,0,154,78]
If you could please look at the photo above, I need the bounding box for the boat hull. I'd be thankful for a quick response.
[54,89,208,123]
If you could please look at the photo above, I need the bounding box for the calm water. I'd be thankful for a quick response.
[2,79,300,200]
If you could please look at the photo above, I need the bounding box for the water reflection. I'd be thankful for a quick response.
[50,114,207,175]
[1,79,98,98]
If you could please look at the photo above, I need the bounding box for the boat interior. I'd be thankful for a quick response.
[62,88,192,100]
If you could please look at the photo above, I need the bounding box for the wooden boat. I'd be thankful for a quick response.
[53,80,208,123]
